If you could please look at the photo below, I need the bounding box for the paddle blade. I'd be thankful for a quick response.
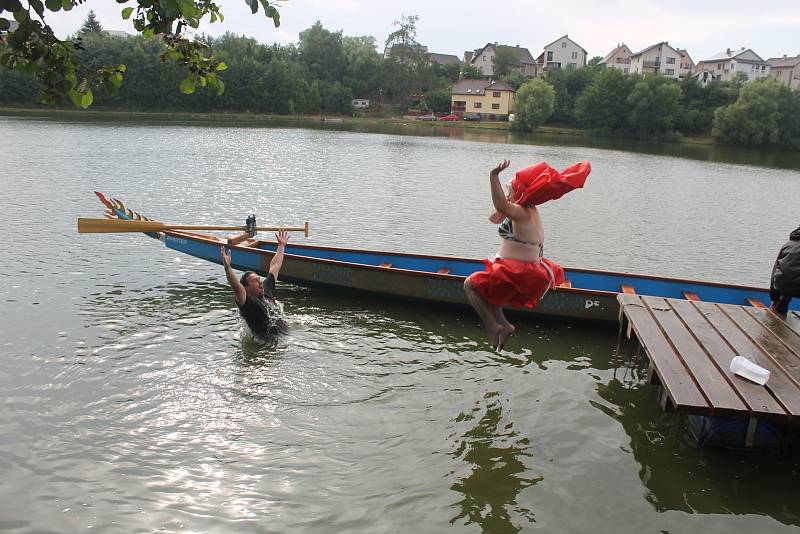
[78,218,166,233]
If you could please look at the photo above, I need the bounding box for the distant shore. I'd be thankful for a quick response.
[0,107,716,146]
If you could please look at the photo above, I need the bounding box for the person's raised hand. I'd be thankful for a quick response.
[275,230,289,246]
[491,160,511,176]
[220,246,232,267]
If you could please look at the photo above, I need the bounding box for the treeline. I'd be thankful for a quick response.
[2,20,799,150]
[515,67,800,149]
[0,21,456,114]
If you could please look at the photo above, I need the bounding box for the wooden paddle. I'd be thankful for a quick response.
[78,217,310,237]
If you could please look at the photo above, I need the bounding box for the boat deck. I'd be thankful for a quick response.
[617,293,800,426]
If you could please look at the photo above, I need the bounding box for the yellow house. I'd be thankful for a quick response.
[451,79,515,120]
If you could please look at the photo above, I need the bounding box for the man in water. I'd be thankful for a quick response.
[220,230,289,337]
[770,225,800,315]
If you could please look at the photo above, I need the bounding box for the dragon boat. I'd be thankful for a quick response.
[87,192,796,323]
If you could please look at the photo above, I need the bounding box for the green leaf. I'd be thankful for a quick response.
[187,17,199,29]
[209,11,216,23]
[29,0,44,16]
[80,89,93,109]
[215,61,227,71]
[179,75,196,94]
[44,0,61,12]
[245,0,257,15]
[142,27,154,38]
[0,0,24,11]
[121,6,134,19]
[0,18,8,30]
[68,89,81,107]
[216,79,224,95]
[12,10,27,22]
[198,75,206,87]
[60,0,72,11]
[117,63,126,73]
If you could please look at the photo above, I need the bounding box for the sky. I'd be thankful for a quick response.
[45,0,800,62]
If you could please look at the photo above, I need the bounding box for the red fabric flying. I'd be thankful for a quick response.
[511,161,591,207]
[469,257,565,308]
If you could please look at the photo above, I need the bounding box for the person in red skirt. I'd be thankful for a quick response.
[464,159,591,350]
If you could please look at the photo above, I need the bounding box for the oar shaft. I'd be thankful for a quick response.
[78,218,310,236]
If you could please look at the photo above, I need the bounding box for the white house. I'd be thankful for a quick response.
[352,99,370,109]
[628,42,686,79]
[537,35,587,71]
[677,49,695,79]
[697,48,770,82]
[599,43,632,73]
[465,43,538,77]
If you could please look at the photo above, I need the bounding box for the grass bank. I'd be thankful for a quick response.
[0,106,715,145]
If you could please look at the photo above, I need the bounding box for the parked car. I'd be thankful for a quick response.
[415,113,437,121]
[462,113,481,121]
[439,114,459,122]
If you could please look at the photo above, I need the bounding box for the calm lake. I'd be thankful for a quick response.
[2,115,800,533]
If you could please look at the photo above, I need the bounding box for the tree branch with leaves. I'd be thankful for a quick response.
[0,0,282,108]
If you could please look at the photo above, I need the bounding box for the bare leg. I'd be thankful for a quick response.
[491,307,515,351]
[464,278,507,350]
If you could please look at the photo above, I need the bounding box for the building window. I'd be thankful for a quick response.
[474,102,482,108]
[547,51,553,61]
[717,64,721,70]
[492,91,501,97]
[664,68,674,75]
[567,62,576,69]
[624,68,629,74]
[571,51,577,59]
[666,57,675,64]
[562,41,567,48]
[492,103,500,109]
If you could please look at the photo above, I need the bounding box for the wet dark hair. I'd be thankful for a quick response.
[240,271,256,287]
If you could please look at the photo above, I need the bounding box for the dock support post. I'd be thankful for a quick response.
[745,417,758,448]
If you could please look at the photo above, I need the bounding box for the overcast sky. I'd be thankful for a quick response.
[45,0,800,62]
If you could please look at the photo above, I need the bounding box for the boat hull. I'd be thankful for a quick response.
[164,233,621,321]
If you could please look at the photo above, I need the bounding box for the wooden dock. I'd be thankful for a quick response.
[617,294,800,430]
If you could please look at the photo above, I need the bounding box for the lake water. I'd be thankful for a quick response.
[2,115,800,533]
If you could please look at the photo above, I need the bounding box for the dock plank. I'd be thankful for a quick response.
[617,294,707,411]
[669,299,783,416]
[725,306,800,387]
[695,301,800,416]
[641,296,746,415]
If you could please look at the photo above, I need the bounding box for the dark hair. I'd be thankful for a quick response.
[240,271,255,287]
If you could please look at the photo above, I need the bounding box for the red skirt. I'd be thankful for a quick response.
[468,256,564,308]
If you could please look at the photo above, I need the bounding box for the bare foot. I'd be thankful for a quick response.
[492,324,515,351]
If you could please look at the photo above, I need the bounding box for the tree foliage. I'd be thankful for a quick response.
[491,46,517,77]
[625,75,682,136]
[574,68,634,131]
[712,77,800,149]
[79,9,103,34]
[0,21,455,115]
[0,0,281,107]
[459,62,483,79]
[510,78,554,132]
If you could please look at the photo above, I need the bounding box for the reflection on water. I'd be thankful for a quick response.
[596,351,800,527]
[449,391,540,533]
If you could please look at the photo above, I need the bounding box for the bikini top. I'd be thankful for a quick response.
[498,217,544,255]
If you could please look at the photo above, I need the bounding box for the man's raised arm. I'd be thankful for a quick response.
[220,246,246,306]
[269,230,289,281]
